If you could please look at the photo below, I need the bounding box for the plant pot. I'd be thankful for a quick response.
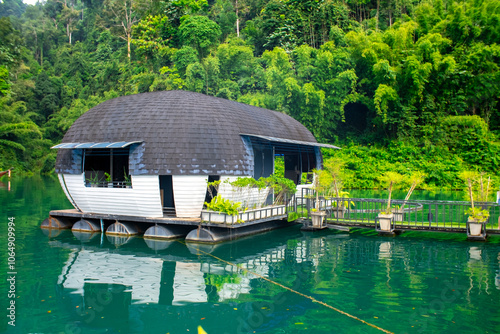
[469,223,483,236]
[378,213,394,231]
[467,218,486,236]
[311,211,327,228]
[201,210,237,224]
[393,209,404,222]
[332,207,346,218]
[246,211,255,221]
[271,205,285,216]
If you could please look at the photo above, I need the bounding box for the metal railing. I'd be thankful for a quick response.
[297,188,500,232]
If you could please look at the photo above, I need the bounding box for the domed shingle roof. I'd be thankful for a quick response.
[55,90,321,175]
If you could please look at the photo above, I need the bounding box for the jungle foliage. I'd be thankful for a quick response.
[0,0,498,189]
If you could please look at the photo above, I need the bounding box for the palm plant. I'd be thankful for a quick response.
[378,171,405,214]
[459,171,491,222]
[400,171,426,211]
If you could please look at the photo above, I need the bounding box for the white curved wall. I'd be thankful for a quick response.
[59,173,163,217]
[59,173,271,219]
[172,175,208,218]
[218,176,269,209]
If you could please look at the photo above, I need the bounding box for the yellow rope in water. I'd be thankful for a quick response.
[181,241,394,334]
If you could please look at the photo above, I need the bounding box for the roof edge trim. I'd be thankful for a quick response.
[240,134,340,150]
[51,141,143,149]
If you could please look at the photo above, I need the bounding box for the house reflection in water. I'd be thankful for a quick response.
[58,249,285,306]
[54,234,307,333]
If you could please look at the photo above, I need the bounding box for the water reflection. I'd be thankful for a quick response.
[106,234,132,246]
[0,179,11,191]
[44,228,500,334]
[5,177,499,333]
[48,229,308,333]
[72,231,99,243]
[497,253,500,289]
[144,238,175,251]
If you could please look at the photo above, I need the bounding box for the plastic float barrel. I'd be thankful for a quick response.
[72,219,101,232]
[72,230,99,242]
[185,227,220,243]
[143,224,190,240]
[106,221,140,235]
[41,216,72,229]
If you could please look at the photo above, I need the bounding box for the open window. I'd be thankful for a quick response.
[83,148,131,188]
[240,134,333,186]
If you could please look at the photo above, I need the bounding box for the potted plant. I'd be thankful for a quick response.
[263,174,297,206]
[378,171,405,231]
[310,170,327,228]
[202,195,243,224]
[460,171,491,236]
[123,169,132,188]
[394,171,426,221]
[86,170,103,187]
[321,158,353,218]
[104,172,113,188]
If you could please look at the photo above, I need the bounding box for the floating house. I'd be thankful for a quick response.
[48,90,338,241]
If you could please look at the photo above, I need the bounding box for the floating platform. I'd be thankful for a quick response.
[45,209,295,243]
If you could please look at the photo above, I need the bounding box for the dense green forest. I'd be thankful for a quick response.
[0,0,499,189]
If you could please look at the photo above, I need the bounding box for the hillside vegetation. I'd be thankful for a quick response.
[0,0,499,189]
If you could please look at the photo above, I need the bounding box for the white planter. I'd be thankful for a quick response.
[201,205,286,224]
[311,211,327,228]
[201,211,238,224]
[332,207,346,218]
[468,221,485,236]
[393,209,404,222]
[271,206,285,216]
[245,211,255,221]
[378,213,394,231]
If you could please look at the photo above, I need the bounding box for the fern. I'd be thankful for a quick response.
[204,195,241,216]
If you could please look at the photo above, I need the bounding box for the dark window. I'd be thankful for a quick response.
[204,175,221,205]
[83,148,131,188]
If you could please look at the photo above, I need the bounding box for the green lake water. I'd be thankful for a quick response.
[1,176,500,333]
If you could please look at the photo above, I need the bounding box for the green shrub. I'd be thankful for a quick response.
[204,195,242,216]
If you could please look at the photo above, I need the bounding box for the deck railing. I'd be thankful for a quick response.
[200,191,295,225]
[297,188,500,232]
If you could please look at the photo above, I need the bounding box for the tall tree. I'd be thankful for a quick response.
[178,15,221,59]
[59,1,80,44]
[22,4,57,67]
[101,0,145,59]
